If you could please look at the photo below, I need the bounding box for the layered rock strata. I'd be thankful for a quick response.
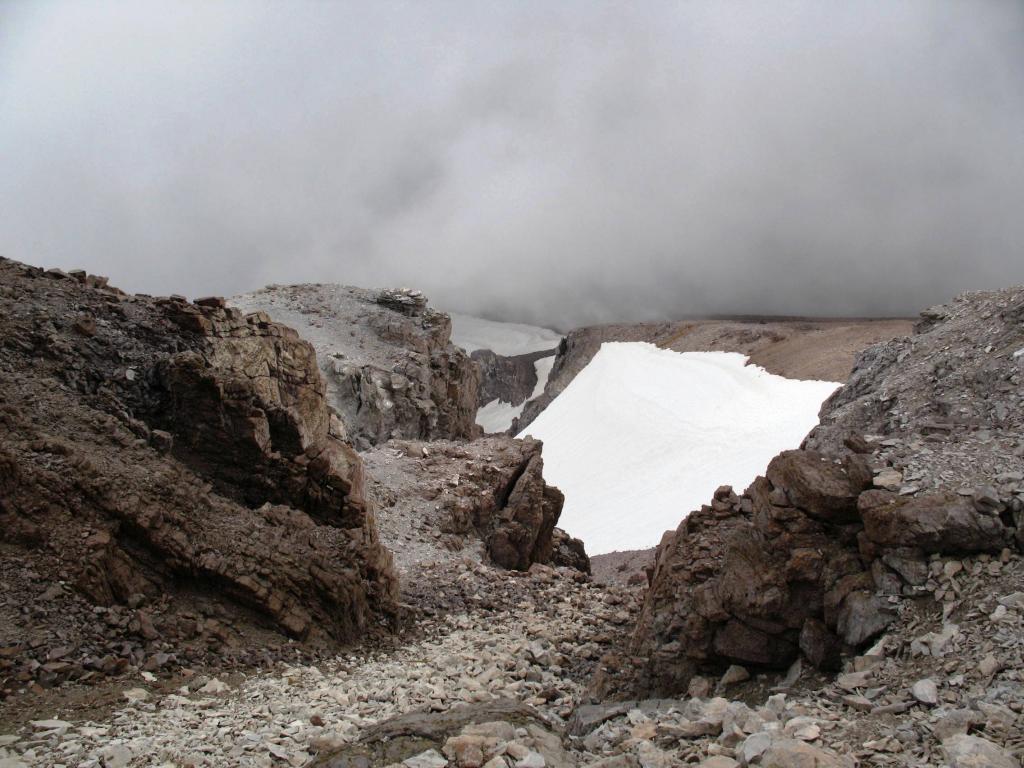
[0,258,399,696]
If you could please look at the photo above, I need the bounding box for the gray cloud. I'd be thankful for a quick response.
[2,0,1023,330]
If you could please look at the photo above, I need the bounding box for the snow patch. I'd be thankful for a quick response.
[449,313,561,356]
[476,355,555,433]
[517,343,840,555]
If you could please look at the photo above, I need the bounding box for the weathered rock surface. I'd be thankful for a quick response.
[632,456,874,692]
[0,257,398,697]
[362,437,587,579]
[232,284,480,449]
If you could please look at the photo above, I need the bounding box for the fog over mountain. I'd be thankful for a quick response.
[2,1,1023,329]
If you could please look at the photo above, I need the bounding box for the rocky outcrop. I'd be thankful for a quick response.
[0,258,398,693]
[631,454,871,692]
[485,450,563,570]
[361,436,587,576]
[231,284,480,449]
[631,286,1024,695]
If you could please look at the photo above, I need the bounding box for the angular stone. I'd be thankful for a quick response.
[835,592,896,646]
[403,750,448,768]
[799,619,842,671]
[765,451,870,523]
[859,491,1008,553]
[719,664,750,687]
[931,709,978,742]
[760,739,843,768]
[911,678,938,705]
[942,734,1018,768]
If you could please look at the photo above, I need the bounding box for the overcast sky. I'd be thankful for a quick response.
[2,1,1023,329]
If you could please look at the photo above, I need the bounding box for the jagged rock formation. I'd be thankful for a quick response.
[0,258,398,694]
[231,284,480,449]
[362,436,588,580]
[472,348,553,411]
[631,287,1024,695]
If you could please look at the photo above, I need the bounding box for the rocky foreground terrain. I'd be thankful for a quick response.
[1,259,1023,768]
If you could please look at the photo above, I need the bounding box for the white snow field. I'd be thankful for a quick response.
[476,355,555,434]
[448,313,562,356]
[517,343,840,555]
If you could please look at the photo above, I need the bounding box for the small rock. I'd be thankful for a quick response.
[979,654,1001,677]
[194,296,226,308]
[759,739,843,768]
[588,758,640,768]
[784,716,821,741]
[998,592,1024,609]
[634,741,673,768]
[911,678,938,705]
[873,469,903,491]
[942,734,1018,768]
[515,752,546,768]
[199,678,230,694]
[688,675,712,698]
[29,719,73,732]
[841,695,873,712]
[719,665,750,688]
[836,671,872,691]
[738,732,773,765]
[931,709,978,741]
[97,745,133,768]
[403,750,448,768]
[701,758,739,768]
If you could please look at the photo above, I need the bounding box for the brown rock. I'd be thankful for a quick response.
[799,618,843,671]
[0,256,398,649]
[859,491,1008,553]
[193,296,226,308]
[766,451,871,523]
[73,315,97,337]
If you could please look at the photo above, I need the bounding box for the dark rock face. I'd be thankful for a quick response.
[472,348,554,417]
[0,258,398,662]
[629,286,1024,695]
[231,284,480,449]
[486,452,562,570]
